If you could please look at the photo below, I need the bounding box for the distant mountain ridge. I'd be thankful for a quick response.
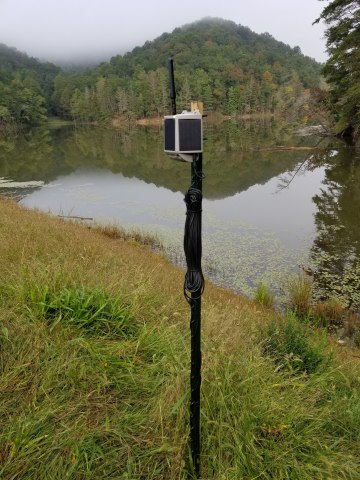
[0,43,59,100]
[108,18,321,88]
[0,18,323,125]
[0,43,56,72]
[61,17,321,120]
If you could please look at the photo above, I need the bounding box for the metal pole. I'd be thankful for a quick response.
[189,152,202,477]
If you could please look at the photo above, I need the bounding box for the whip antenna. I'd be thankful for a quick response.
[168,57,177,115]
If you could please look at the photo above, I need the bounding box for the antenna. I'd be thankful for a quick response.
[168,57,177,115]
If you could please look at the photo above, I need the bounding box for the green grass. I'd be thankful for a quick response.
[0,199,360,478]
[254,282,274,308]
[28,285,135,338]
[262,314,330,374]
[0,284,187,478]
[286,273,313,317]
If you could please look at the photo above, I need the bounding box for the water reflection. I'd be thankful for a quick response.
[308,145,360,309]
[0,121,320,200]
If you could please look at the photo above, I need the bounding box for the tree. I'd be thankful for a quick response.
[2,79,47,125]
[0,106,11,126]
[96,77,111,119]
[115,87,128,116]
[70,89,86,121]
[315,0,360,139]
[226,86,240,115]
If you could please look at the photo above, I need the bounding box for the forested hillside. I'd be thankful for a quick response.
[0,18,323,128]
[0,44,60,127]
[55,18,322,121]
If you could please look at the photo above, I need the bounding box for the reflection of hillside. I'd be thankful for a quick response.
[0,122,321,200]
[0,128,54,180]
[309,146,360,308]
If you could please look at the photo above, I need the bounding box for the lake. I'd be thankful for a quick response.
[1,121,359,304]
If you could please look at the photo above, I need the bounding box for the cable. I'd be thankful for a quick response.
[183,185,205,303]
[191,154,205,185]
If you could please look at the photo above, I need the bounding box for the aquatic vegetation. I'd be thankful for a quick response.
[311,258,360,310]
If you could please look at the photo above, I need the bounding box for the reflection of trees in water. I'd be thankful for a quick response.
[0,128,53,198]
[0,128,53,180]
[0,120,321,200]
[309,146,360,309]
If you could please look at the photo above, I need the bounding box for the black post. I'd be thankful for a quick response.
[189,153,202,477]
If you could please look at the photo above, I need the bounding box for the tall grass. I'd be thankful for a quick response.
[262,313,330,374]
[287,273,313,317]
[254,281,274,308]
[28,285,135,338]
[0,199,360,478]
[0,284,188,479]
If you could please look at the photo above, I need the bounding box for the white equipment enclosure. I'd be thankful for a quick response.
[164,112,203,162]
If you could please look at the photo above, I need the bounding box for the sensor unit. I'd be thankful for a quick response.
[164,112,203,162]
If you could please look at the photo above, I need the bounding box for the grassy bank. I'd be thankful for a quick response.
[1,199,360,479]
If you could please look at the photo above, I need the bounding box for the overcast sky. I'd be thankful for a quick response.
[0,0,328,65]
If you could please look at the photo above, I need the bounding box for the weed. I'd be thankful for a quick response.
[94,224,162,249]
[354,331,360,348]
[287,273,313,317]
[28,286,135,339]
[262,314,329,374]
[254,281,274,308]
[311,297,345,328]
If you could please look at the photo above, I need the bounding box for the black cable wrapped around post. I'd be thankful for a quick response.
[184,153,204,477]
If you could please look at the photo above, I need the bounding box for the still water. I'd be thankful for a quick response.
[0,122,358,303]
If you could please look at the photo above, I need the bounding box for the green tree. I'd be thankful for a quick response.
[315,0,360,139]
[95,77,111,119]
[70,89,86,121]
[226,86,240,115]
[0,105,11,126]
[4,80,47,124]
[115,87,129,116]
[52,74,73,117]
[178,77,191,111]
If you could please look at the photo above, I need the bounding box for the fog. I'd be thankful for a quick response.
[0,0,327,65]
